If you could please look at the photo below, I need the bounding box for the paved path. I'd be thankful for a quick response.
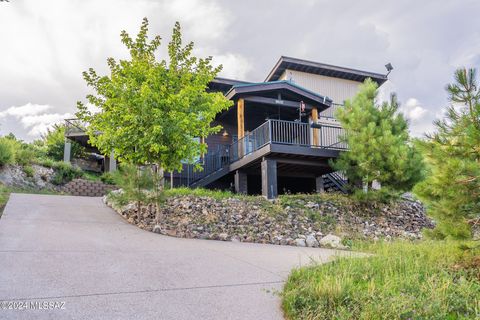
[0,194,346,320]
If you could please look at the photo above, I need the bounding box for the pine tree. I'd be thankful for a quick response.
[334,79,424,194]
[414,68,480,239]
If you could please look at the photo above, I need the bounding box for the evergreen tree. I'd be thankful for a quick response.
[334,79,423,193]
[414,68,480,239]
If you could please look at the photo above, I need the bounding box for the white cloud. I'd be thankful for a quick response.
[0,103,52,119]
[0,103,71,137]
[214,53,253,80]
[21,112,73,136]
[402,98,428,120]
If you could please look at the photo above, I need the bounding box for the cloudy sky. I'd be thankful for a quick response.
[0,0,479,140]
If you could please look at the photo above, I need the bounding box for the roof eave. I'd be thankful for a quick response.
[265,56,388,85]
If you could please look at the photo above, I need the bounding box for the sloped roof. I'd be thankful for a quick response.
[265,56,388,85]
[225,80,333,107]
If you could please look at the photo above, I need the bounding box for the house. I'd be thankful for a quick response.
[64,56,387,198]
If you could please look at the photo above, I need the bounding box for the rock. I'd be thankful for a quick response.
[152,224,162,234]
[105,191,434,248]
[218,233,229,241]
[122,203,137,214]
[305,234,319,247]
[294,238,306,247]
[319,234,344,249]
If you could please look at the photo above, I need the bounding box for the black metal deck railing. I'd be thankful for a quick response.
[65,118,88,136]
[182,119,347,186]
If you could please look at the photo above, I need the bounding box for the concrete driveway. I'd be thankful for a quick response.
[0,194,345,320]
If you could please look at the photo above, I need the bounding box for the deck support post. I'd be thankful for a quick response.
[316,176,325,193]
[63,140,71,163]
[311,107,319,146]
[105,150,117,172]
[234,170,248,194]
[261,158,278,199]
[237,98,245,158]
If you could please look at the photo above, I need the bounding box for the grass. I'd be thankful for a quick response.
[164,187,242,200]
[282,240,480,319]
[0,183,9,217]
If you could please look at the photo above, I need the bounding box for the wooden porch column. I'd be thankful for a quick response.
[237,98,245,139]
[261,158,278,199]
[237,98,245,157]
[311,107,319,146]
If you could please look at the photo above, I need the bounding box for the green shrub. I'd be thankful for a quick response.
[36,158,55,168]
[15,145,37,166]
[23,165,34,178]
[164,187,235,200]
[100,172,116,185]
[0,138,14,166]
[0,183,9,216]
[282,241,480,320]
[352,187,401,204]
[51,162,83,185]
[109,164,155,204]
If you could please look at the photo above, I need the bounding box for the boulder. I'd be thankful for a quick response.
[305,234,319,247]
[294,238,306,247]
[319,234,345,249]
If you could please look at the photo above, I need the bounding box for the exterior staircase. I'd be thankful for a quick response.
[322,172,348,194]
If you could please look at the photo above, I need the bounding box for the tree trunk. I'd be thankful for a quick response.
[154,164,165,224]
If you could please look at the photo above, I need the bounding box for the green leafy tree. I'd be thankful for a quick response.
[334,79,424,194]
[414,69,480,239]
[76,18,231,216]
[42,124,85,161]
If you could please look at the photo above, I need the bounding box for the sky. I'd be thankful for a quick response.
[0,0,479,141]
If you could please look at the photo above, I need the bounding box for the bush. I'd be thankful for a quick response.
[23,165,34,178]
[15,144,37,166]
[51,162,83,185]
[100,172,116,185]
[36,158,55,168]
[110,164,155,204]
[282,241,480,319]
[351,187,401,204]
[0,138,14,166]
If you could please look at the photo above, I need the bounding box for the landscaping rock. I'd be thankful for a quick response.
[305,234,319,247]
[295,238,307,247]
[319,234,344,249]
[0,164,56,190]
[105,192,435,250]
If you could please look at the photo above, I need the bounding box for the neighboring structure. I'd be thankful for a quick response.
[64,56,387,198]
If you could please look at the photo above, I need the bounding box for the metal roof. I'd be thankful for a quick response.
[225,80,333,107]
[265,56,388,85]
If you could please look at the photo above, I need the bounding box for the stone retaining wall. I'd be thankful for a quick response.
[105,192,435,248]
[63,179,117,197]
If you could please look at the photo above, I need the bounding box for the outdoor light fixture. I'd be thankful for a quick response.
[222,130,229,137]
[385,63,393,76]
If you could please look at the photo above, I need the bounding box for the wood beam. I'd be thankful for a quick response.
[237,98,245,158]
[311,107,319,146]
[237,98,245,139]
[243,96,313,110]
